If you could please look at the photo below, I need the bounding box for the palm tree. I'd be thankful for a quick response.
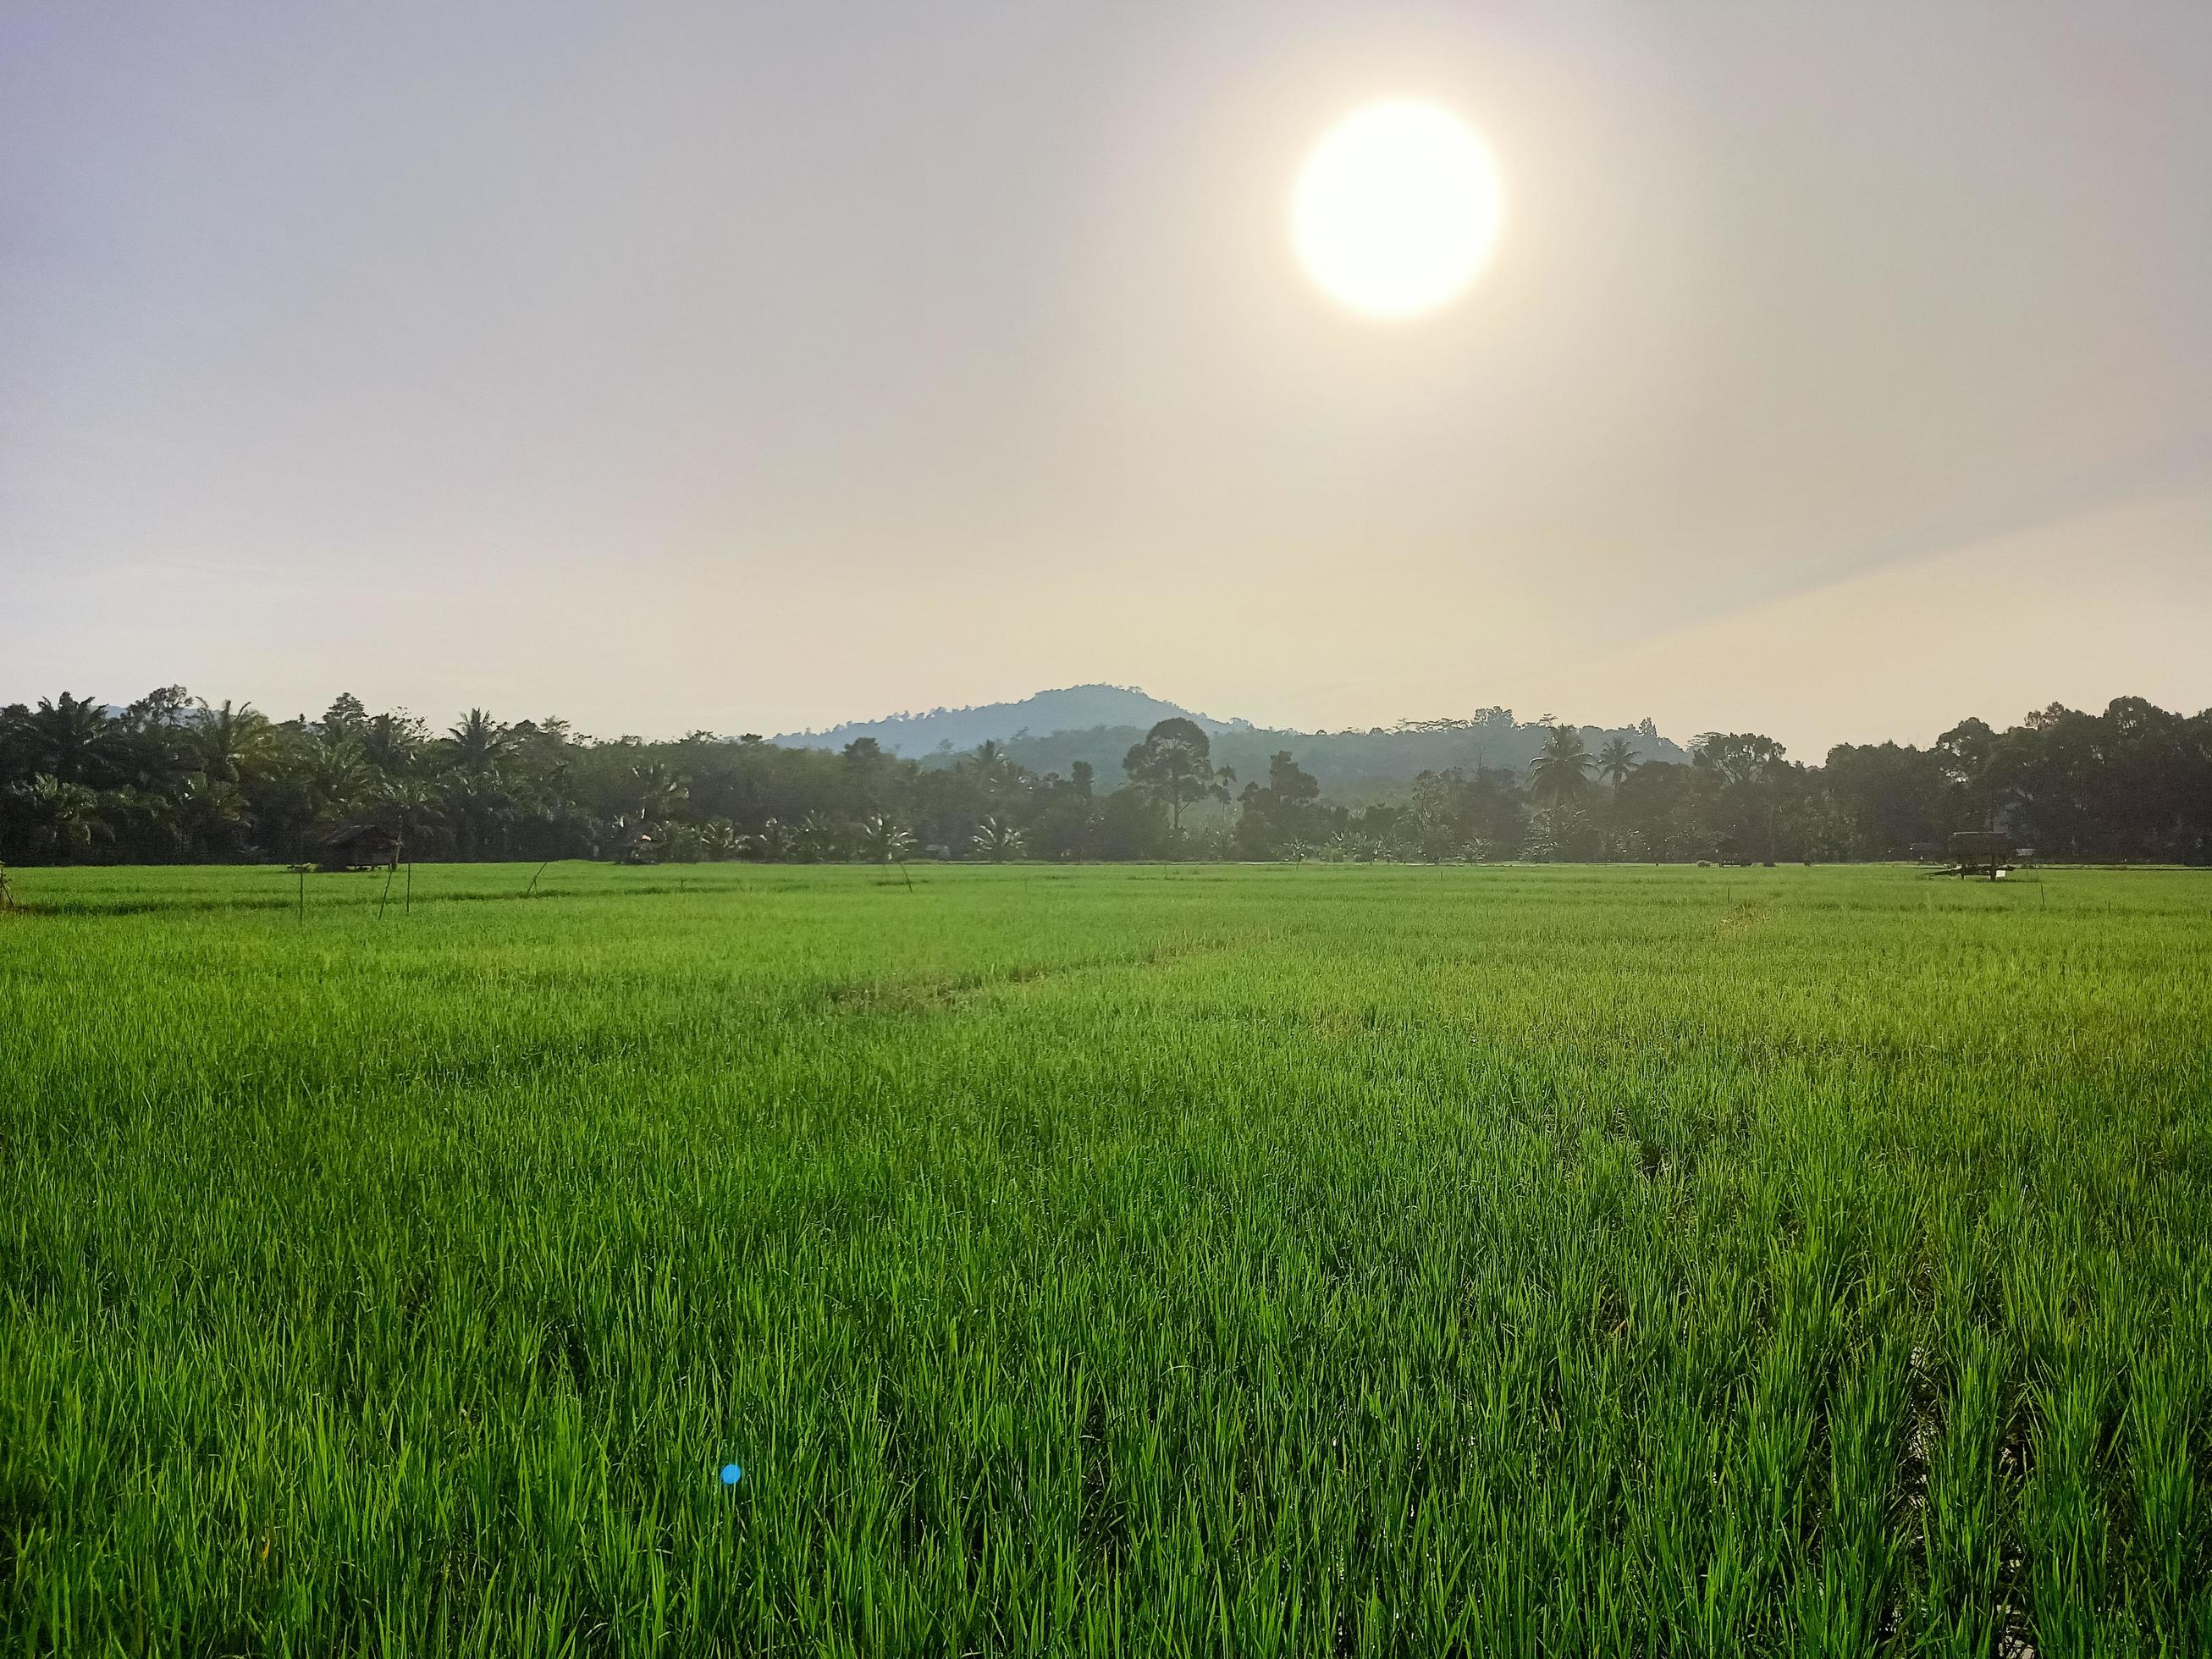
[194,699,277,785]
[19,693,118,784]
[444,708,516,775]
[176,772,251,857]
[972,817,1025,861]
[1587,736,1641,863]
[1528,725,1596,807]
[100,785,182,859]
[8,775,104,856]
[439,767,516,860]
[307,740,374,821]
[361,713,424,776]
[965,740,1016,802]
[1596,737,1640,788]
[370,778,444,861]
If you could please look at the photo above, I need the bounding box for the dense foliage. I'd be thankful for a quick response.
[3,687,2209,867]
[3,863,2208,1651]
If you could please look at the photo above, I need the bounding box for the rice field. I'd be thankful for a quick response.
[3,861,2209,1655]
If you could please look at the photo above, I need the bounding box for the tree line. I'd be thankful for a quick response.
[2,688,2208,868]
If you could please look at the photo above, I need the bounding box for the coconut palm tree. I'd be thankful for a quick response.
[1528,725,1596,807]
[444,708,516,775]
[1596,736,1640,788]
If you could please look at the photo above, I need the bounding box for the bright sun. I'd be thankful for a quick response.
[1292,100,1503,321]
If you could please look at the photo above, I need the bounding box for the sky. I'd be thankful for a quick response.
[5,0,2209,758]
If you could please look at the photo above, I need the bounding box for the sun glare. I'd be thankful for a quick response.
[1292,100,1503,321]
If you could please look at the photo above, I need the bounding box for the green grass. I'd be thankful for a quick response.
[3,862,2209,1655]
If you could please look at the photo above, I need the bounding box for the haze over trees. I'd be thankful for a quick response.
[3,689,2209,868]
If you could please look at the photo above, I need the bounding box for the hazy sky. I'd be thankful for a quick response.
[6,1,2209,755]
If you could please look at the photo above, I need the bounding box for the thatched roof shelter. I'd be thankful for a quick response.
[315,822,400,872]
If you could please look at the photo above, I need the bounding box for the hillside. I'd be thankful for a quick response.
[778,686,1689,802]
[772,684,1250,757]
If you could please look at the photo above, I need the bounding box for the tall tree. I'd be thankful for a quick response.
[370,778,445,860]
[1236,751,1323,857]
[1123,718,1230,837]
[19,693,118,785]
[193,699,277,785]
[841,736,893,815]
[1528,725,1595,807]
[444,708,515,775]
[1596,736,1641,787]
[1691,733,1793,861]
[1933,717,1998,830]
[361,713,428,777]
[319,692,370,743]
[440,768,517,860]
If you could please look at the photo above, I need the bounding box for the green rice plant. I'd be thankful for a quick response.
[0,862,2208,1653]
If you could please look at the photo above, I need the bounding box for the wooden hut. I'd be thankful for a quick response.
[1947,830,2011,879]
[315,823,400,873]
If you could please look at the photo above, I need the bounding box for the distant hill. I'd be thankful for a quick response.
[773,684,1250,758]
[775,686,1690,802]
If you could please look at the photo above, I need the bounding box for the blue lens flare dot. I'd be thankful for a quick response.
[720,1463,743,1487]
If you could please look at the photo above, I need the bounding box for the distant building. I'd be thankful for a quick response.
[1948,830,2012,878]
[315,823,400,872]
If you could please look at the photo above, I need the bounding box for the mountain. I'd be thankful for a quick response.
[775,686,1690,802]
[772,684,1250,757]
